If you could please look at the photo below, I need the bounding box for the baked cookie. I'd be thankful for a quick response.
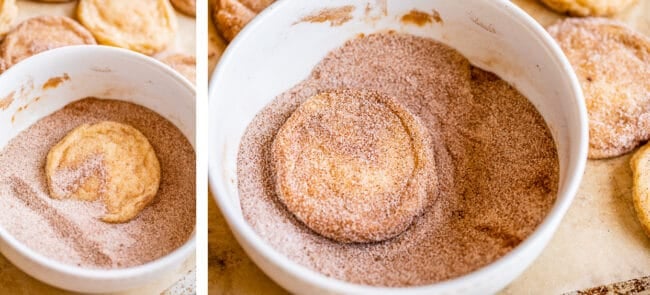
[213,0,274,42]
[631,143,650,238]
[0,16,96,69]
[548,18,650,159]
[77,0,177,55]
[46,121,161,223]
[160,53,196,84]
[0,0,17,37]
[208,2,227,76]
[540,0,638,17]
[172,0,195,17]
[272,90,437,243]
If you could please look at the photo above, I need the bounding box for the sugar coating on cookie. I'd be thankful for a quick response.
[213,0,274,42]
[548,18,650,159]
[0,16,96,69]
[77,0,177,55]
[46,121,161,223]
[0,0,17,37]
[631,143,650,238]
[171,0,196,17]
[272,90,437,243]
[540,0,638,16]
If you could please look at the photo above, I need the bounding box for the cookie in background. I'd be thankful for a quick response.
[77,0,177,55]
[160,53,196,84]
[1,15,95,69]
[547,18,650,159]
[213,0,274,42]
[631,143,650,238]
[539,0,639,16]
[0,0,17,36]
[172,0,196,17]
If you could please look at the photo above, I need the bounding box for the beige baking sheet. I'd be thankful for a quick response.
[0,1,196,294]
[207,0,650,294]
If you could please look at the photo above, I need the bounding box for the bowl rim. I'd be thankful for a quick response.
[0,45,197,280]
[208,0,588,292]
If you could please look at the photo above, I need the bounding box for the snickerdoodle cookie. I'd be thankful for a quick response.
[539,0,637,16]
[271,90,437,243]
[77,0,177,55]
[631,143,650,238]
[548,18,650,159]
[171,0,195,17]
[160,53,196,84]
[46,121,161,223]
[0,16,95,69]
[0,0,17,37]
[213,0,274,42]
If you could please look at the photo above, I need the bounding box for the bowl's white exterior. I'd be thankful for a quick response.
[0,46,196,293]
[209,0,588,293]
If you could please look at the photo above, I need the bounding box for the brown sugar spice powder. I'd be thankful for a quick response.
[237,33,559,287]
[0,98,195,269]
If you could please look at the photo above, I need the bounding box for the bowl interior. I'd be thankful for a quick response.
[211,0,586,292]
[0,45,196,292]
[212,0,584,218]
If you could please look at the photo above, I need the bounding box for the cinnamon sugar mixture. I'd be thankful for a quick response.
[49,154,106,198]
[237,33,559,286]
[0,98,195,269]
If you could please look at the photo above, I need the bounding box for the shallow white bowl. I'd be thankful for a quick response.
[0,46,195,293]
[209,0,588,293]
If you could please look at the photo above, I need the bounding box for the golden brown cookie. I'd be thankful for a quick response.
[172,0,196,17]
[208,1,227,76]
[272,90,437,243]
[213,0,274,42]
[539,0,638,16]
[631,143,650,238]
[160,53,196,84]
[46,121,161,223]
[0,0,17,37]
[77,0,177,55]
[548,18,650,159]
[0,16,96,69]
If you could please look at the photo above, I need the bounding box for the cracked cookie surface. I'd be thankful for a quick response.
[77,0,177,55]
[272,90,437,243]
[540,0,637,16]
[0,16,95,69]
[46,121,161,223]
[548,18,650,159]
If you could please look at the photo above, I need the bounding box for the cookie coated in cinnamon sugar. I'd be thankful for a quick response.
[271,90,437,244]
[548,18,650,159]
[540,0,638,16]
[171,0,196,17]
[0,15,96,70]
[46,121,161,224]
[213,0,274,41]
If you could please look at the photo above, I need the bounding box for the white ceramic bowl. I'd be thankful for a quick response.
[0,46,195,293]
[209,0,588,293]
